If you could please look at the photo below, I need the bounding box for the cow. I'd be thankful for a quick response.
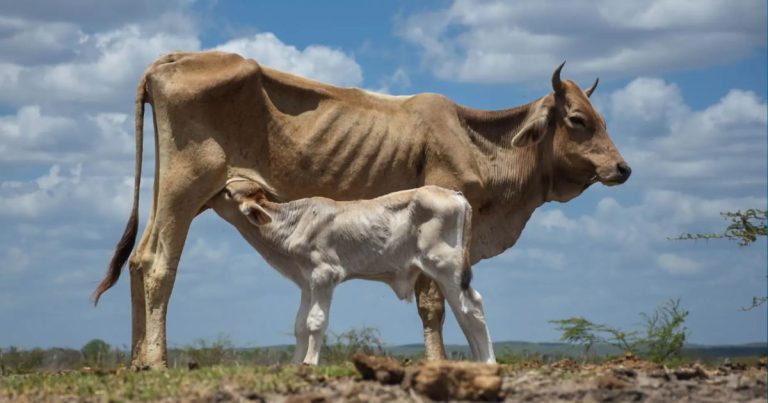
[93,51,630,369]
[208,179,494,365]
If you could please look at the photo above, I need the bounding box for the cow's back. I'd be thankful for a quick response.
[144,51,484,229]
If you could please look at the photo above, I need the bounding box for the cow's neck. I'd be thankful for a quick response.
[255,199,317,250]
[458,101,554,262]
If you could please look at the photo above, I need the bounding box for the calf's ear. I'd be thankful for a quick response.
[511,103,551,147]
[239,201,273,226]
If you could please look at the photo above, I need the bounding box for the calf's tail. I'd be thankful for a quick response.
[457,193,473,291]
[93,73,148,305]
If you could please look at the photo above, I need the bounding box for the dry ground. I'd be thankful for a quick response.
[1,354,765,402]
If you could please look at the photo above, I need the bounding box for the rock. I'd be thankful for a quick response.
[352,353,405,385]
[207,388,235,403]
[719,358,747,372]
[594,374,630,390]
[405,361,502,401]
[551,358,580,371]
[284,392,327,403]
[673,364,710,380]
[611,365,638,379]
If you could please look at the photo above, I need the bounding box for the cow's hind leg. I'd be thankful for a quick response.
[141,208,196,369]
[415,274,447,361]
[128,194,157,369]
[134,167,223,369]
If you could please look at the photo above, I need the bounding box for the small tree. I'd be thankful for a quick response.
[637,299,688,362]
[672,209,767,310]
[674,209,767,246]
[81,339,111,367]
[323,326,385,363]
[550,299,688,363]
[549,317,604,358]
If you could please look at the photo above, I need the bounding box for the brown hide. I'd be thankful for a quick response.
[97,51,629,301]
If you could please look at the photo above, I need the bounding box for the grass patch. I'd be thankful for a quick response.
[0,364,356,402]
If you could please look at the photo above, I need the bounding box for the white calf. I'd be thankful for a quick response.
[207,179,495,365]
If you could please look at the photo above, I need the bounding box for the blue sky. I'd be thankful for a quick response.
[0,0,766,350]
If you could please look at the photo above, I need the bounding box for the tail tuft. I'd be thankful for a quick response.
[460,265,473,291]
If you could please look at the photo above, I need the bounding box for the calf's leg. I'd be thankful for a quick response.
[441,283,495,363]
[303,266,338,365]
[292,289,311,363]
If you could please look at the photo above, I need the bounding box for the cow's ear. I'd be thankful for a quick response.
[240,201,273,226]
[511,104,550,147]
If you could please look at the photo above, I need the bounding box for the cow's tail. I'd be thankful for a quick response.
[93,73,148,305]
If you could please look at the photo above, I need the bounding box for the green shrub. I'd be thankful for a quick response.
[550,299,688,363]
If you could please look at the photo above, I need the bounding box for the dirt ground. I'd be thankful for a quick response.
[1,354,765,402]
[255,354,767,402]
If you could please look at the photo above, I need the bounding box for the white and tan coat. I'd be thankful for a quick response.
[208,180,494,365]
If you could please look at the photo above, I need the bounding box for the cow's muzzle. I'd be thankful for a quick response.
[600,162,632,186]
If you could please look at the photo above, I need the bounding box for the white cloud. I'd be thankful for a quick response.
[0,16,86,65]
[612,78,768,193]
[528,189,766,257]
[216,33,363,87]
[0,24,201,108]
[0,105,136,165]
[498,247,567,271]
[375,68,411,94]
[609,78,688,136]
[0,164,133,221]
[0,0,194,31]
[186,238,231,264]
[0,105,76,150]
[397,0,766,83]
[657,253,702,274]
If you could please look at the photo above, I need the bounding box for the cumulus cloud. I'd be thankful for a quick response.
[216,33,363,87]
[0,17,86,65]
[0,25,201,109]
[375,68,411,94]
[497,247,567,271]
[657,253,702,274]
[610,78,768,194]
[0,164,134,221]
[0,0,194,31]
[397,0,766,83]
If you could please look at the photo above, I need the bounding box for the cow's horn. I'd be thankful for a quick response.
[552,61,565,93]
[585,77,599,97]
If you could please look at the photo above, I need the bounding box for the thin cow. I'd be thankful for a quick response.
[94,51,631,369]
[208,179,494,365]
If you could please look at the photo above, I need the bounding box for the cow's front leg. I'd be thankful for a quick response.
[415,274,447,360]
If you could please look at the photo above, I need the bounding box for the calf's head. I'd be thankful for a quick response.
[511,63,631,202]
[223,180,273,226]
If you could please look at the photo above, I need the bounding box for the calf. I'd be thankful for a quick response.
[207,179,495,365]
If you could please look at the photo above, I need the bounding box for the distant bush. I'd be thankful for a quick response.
[550,299,689,363]
[0,347,45,374]
[323,326,385,364]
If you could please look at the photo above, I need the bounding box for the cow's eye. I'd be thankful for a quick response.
[567,115,587,128]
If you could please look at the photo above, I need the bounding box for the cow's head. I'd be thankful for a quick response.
[224,180,273,225]
[511,62,631,202]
